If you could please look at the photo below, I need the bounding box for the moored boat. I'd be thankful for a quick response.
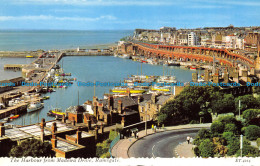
[48,109,65,117]
[27,101,44,112]
[10,114,19,119]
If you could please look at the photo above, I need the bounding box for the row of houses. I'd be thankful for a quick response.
[133,26,260,51]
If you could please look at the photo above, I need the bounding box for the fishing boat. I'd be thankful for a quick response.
[190,66,197,70]
[27,101,44,112]
[42,96,50,100]
[120,54,130,59]
[10,114,19,119]
[26,55,34,58]
[151,86,170,92]
[167,61,180,66]
[111,87,146,94]
[48,109,65,117]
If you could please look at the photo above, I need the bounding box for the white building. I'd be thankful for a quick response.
[188,32,199,46]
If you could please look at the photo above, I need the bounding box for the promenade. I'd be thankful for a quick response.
[111,123,211,158]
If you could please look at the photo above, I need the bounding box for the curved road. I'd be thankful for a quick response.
[128,128,200,158]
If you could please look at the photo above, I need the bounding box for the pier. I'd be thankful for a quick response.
[4,64,26,71]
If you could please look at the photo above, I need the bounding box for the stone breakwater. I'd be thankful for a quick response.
[0,51,41,57]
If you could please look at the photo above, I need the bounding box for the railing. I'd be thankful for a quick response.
[109,134,120,158]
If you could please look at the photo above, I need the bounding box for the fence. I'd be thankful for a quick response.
[109,134,120,158]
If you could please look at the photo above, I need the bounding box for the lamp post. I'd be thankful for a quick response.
[145,103,147,136]
[238,100,241,119]
[240,135,243,157]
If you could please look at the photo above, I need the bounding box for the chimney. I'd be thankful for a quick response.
[93,96,98,103]
[72,117,76,126]
[101,123,104,134]
[137,96,142,104]
[118,100,122,114]
[121,115,125,127]
[213,75,219,84]
[223,71,229,83]
[62,114,66,123]
[107,96,113,110]
[95,126,98,141]
[51,135,57,149]
[93,102,98,117]
[250,68,255,75]
[233,71,239,83]
[87,120,91,129]
[51,122,57,134]
[241,70,248,82]
[76,130,82,144]
[98,103,104,114]
[192,73,198,82]
[0,123,5,137]
[151,94,156,104]
[204,69,210,82]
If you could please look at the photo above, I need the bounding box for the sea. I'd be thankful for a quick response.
[0,30,198,125]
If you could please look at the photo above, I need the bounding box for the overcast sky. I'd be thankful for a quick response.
[0,0,259,30]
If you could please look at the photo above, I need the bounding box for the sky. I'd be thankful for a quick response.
[0,0,259,30]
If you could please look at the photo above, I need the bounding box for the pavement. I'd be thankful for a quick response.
[175,141,195,158]
[111,123,210,158]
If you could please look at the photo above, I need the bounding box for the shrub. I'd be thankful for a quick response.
[96,140,110,157]
[224,123,238,134]
[100,151,111,158]
[242,109,260,122]
[197,128,211,139]
[193,146,200,157]
[245,125,260,141]
[222,132,235,145]
[199,139,214,157]
[109,129,118,141]
[257,138,260,147]
[210,121,224,136]
[226,138,240,156]
[236,144,259,157]
[9,138,54,157]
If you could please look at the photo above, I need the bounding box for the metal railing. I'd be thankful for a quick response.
[109,134,120,158]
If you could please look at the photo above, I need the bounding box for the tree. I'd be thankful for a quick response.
[242,109,260,125]
[157,113,167,125]
[198,139,214,157]
[235,95,260,114]
[245,125,260,141]
[160,86,220,125]
[9,138,54,157]
[211,94,235,114]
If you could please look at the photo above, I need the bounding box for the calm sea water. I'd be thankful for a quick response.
[0,30,198,125]
[0,57,36,80]
[0,30,133,51]
[10,56,198,125]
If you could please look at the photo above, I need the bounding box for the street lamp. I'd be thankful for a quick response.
[240,135,243,157]
[238,100,241,119]
[145,103,147,136]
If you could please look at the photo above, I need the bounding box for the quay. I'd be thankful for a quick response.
[0,96,42,119]
[63,52,112,56]
[4,64,26,71]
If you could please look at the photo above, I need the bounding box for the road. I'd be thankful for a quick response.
[128,128,200,158]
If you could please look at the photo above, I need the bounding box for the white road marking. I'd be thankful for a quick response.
[151,135,179,158]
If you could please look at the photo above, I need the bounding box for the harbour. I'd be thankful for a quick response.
[0,55,198,125]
